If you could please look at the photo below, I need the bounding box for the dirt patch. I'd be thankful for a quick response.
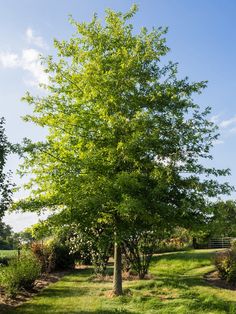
[204,270,236,290]
[91,272,154,282]
[0,271,68,311]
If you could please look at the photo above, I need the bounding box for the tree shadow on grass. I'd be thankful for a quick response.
[62,268,99,282]
[38,286,92,298]
[7,303,139,314]
[131,271,236,313]
[0,303,13,313]
[152,250,217,263]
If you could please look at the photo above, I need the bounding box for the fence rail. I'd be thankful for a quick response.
[208,237,236,249]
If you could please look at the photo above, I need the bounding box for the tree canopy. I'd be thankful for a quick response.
[17,5,232,294]
[208,200,236,238]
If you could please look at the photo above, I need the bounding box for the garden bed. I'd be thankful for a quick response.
[0,271,68,309]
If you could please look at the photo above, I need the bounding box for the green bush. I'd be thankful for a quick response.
[0,252,41,296]
[215,250,231,280]
[31,240,75,272]
[215,246,236,283]
[50,241,75,270]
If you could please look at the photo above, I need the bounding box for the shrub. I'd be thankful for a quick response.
[123,230,157,279]
[0,252,41,296]
[31,242,55,272]
[231,239,236,250]
[31,240,76,272]
[50,241,75,270]
[215,250,231,280]
[227,262,236,283]
[69,228,112,275]
[215,243,236,284]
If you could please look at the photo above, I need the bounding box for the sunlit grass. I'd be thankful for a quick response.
[4,249,236,314]
[0,250,17,258]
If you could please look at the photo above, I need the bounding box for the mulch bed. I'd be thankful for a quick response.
[91,272,154,282]
[0,271,68,310]
[204,270,236,290]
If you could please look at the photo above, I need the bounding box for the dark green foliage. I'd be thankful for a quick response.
[0,118,12,218]
[31,240,76,272]
[51,240,75,270]
[209,200,236,237]
[0,221,20,250]
[0,252,41,296]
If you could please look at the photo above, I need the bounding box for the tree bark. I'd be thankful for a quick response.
[113,237,123,295]
[192,237,198,249]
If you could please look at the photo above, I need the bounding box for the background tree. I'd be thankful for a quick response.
[0,221,14,249]
[17,6,232,295]
[208,200,236,238]
[0,117,12,218]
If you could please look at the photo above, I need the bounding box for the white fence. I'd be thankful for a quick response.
[208,237,236,249]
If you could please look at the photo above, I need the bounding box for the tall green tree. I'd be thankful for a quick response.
[208,200,236,237]
[0,117,12,218]
[18,6,231,295]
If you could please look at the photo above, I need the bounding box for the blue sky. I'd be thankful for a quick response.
[1,0,236,231]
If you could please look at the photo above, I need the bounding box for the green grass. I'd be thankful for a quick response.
[3,249,236,314]
[0,250,17,258]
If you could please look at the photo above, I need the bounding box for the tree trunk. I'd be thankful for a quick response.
[192,237,198,249]
[113,238,123,295]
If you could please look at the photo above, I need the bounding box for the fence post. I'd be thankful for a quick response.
[17,247,21,260]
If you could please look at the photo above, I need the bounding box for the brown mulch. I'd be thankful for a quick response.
[0,271,68,310]
[204,270,236,290]
[91,272,154,282]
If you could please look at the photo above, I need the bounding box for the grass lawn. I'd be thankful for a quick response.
[3,249,236,314]
[0,250,17,258]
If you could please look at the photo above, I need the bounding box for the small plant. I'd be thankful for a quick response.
[0,252,41,296]
[215,250,231,280]
[215,242,236,284]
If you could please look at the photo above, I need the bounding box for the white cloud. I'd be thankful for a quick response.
[21,49,48,85]
[0,52,19,68]
[0,49,48,86]
[26,27,48,49]
[0,28,49,86]
[219,116,236,128]
[3,212,48,232]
